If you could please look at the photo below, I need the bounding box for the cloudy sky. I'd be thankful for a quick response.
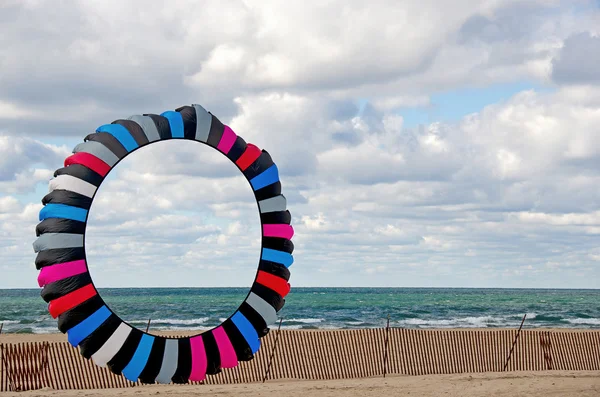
[2,0,600,289]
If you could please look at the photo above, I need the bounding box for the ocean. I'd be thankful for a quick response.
[0,288,599,334]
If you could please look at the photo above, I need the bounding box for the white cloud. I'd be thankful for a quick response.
[0,136,69,193]
[552,31,600,84]
[1,0,600,289]
[1,0,594,136]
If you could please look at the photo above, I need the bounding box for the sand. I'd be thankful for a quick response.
[0,371,598,397]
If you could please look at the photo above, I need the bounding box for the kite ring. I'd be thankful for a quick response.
[33,104,294,384]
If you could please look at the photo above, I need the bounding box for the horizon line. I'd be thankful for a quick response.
[1,286,599,290]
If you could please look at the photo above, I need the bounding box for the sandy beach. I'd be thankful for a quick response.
[0,371,598,397]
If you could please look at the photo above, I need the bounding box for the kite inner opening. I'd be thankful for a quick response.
[83,140,262,335]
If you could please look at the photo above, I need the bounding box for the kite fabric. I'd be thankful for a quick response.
[33,103,294,384]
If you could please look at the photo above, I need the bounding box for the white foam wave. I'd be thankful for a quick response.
[565,318,600,326]
[399,316,508,328]
[150,326,210,332]
[280,324,337,330]
[131,318,210,326]
[0,320,20,325]
[284,318,324,324]
[30,327,58,334]
[31,327,57,334]
[280,325,304,330]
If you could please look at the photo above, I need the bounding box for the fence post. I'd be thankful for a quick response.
[503,314,526,371]
[383,315,390,377]
[0,344,4,392]
[262,317,284,383]
[2,344,15,392]
[0,322,3,335]
[145,319,151,333]
[543,331,553,370]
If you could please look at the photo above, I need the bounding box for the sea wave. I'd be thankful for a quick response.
[30,326,58,334]
[565,318,600,326]
[130,317,210,326]
[0,320,20,325]
[283,318,324,324]
[347,321,368,326]
[149,326,209,332]
[398,316,511,328]
[530,314,563,322]
[279,325,304,330]
[3,326,57,334]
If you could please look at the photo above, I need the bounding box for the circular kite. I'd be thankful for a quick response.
[32,104,294,384]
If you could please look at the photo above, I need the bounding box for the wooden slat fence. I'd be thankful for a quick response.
[0,343,49,392]
[1,329,599,391]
